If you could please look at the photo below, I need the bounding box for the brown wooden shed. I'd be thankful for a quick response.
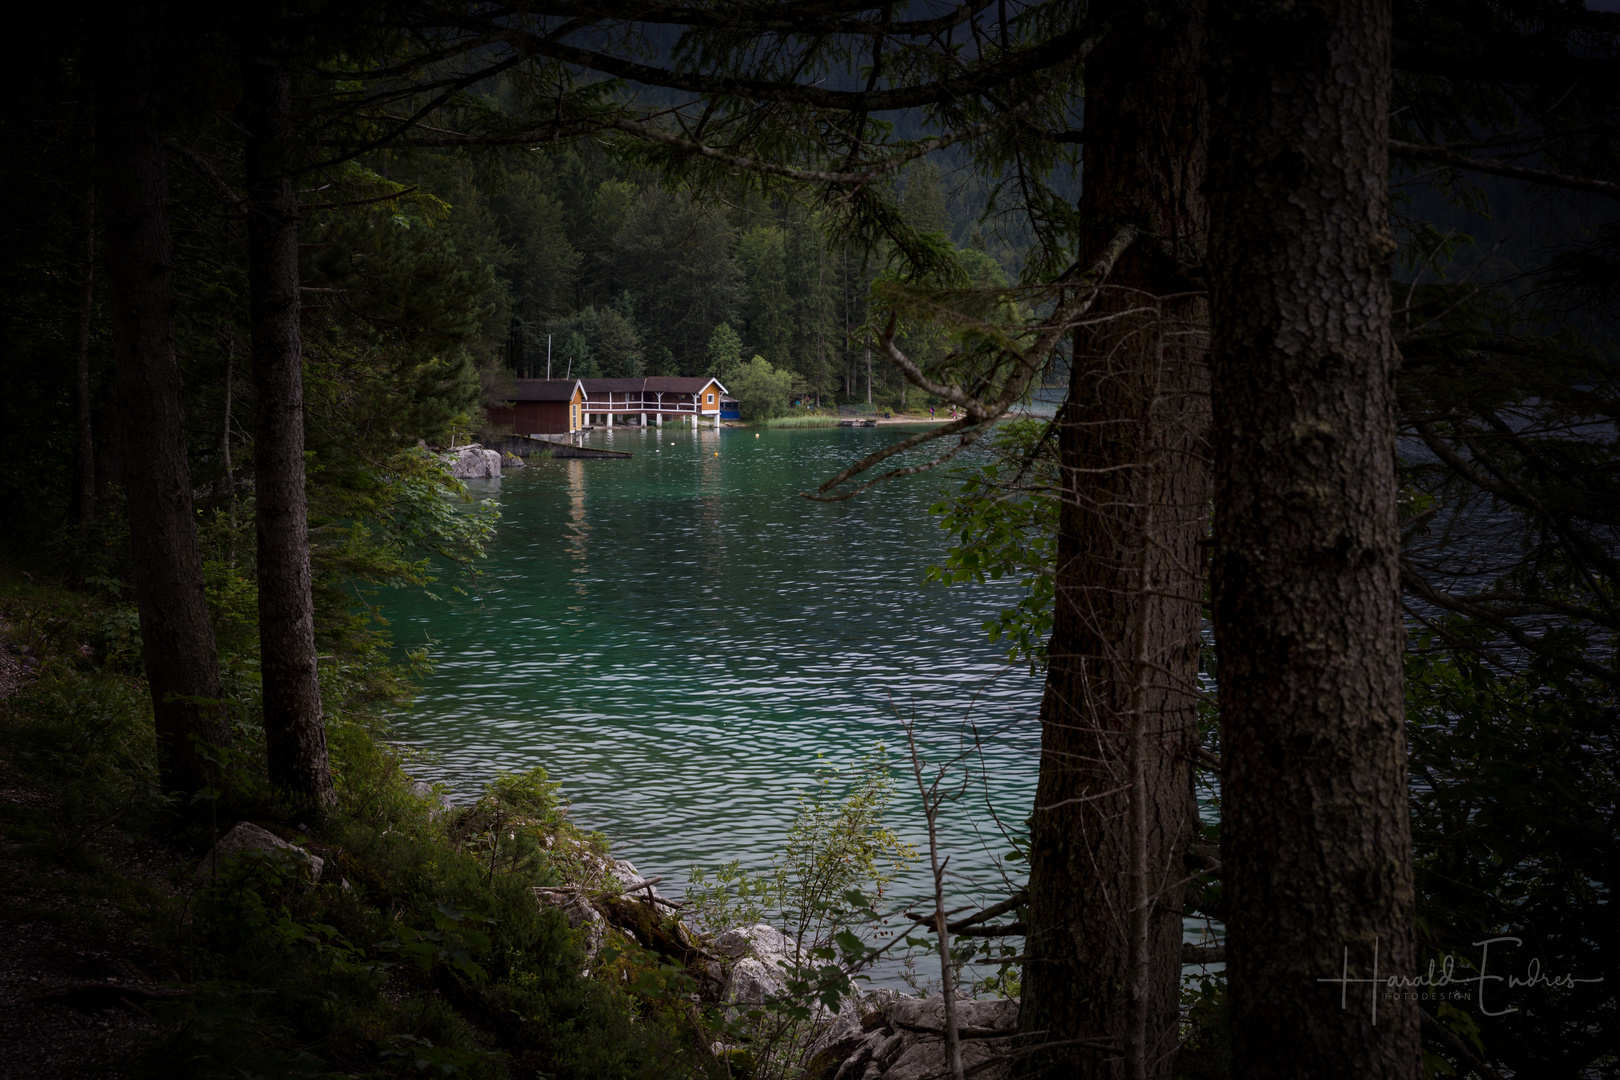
[487,379,585,435]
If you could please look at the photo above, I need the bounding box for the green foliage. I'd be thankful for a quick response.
[925,419,1058,670]
[0,576,685,1080]
[687,749,914,956]
[443,766,615,891]
[1406,634,1618,1077]
[550,305,643,379]
[727,356,795,423]
[705,322,744,383]
[679,752,912,1080]
[954,247,1008,289]
[0,592,167,858]
[900,161,950,238]
[736,226,794,368]
[609,187,743,374]
[556,328,596,379]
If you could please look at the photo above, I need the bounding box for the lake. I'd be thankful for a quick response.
[381,422,1045,920]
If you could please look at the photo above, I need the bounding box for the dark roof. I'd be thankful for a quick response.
[579,377,728,395]
[507,379,582,402]
[580,378,655,393]
[643,376,726,393]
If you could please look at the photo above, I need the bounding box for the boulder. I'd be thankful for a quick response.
[714,924,801,1013]
[725,956,788,1008]
[713,923,795,963]
[409,780,450,818]
[503,451,525,467]
[805,989,900,1062]
[447,444,502,479]
[196,821,323,883]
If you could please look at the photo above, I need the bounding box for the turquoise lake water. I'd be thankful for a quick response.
[380,423,1044,916]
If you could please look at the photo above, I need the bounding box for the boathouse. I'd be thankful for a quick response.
[491,376,730,433]
[486,378,586,435]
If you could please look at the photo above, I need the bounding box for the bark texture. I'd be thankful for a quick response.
[1017,3,1209,1076]
[93,0,230,797]
[243,21,335,806]
[1206,1,1419,1076]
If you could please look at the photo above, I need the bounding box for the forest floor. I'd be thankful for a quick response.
[0,622,184,1080]
[0,579,699,1080]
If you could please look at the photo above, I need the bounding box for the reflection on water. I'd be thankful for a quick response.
[382,424,1043,911]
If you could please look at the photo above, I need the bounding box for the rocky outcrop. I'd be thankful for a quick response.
[712,924,797,1009]
[502,452,525,468]
[533,854,688,974]
[805,993,1021,1080]
[447,444,502,479]
[196,822,324,883]
[529,852,1020,1079]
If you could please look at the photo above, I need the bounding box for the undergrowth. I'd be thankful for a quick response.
[0,571,708,1080]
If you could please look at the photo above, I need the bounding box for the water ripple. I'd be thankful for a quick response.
[383,426,1043,910]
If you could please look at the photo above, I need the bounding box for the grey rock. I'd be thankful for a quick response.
[447,445,502,479]
[602,857,674,907]
[812,993,1020,1080]
[724,956,788,1008]
[408,780,447,806]
[196,821,323,883]
[713,923,795,962]
[806,988,901,1064]
[887,994,1018,1034]
[502,452,525,467]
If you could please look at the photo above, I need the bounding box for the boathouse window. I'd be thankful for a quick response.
[707,393,715,403]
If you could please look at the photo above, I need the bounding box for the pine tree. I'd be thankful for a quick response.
[705,322,743,383]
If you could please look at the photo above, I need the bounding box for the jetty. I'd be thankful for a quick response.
[515,434,632,459]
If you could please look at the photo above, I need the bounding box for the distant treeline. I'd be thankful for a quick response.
[400,142,1017,405]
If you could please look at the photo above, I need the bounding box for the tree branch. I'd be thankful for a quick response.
[802,225,1138,502]
[1390,140,1620,202]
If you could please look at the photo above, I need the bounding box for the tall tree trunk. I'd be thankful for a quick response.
[1206,1,1418,1076]
[221,338,239,566]
[242,18,335,807]
[1018,3,1209,1077]
[93,0,230,798]
[73,185,97,526]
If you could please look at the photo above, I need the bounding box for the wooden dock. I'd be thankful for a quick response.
[516,434,633,459]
